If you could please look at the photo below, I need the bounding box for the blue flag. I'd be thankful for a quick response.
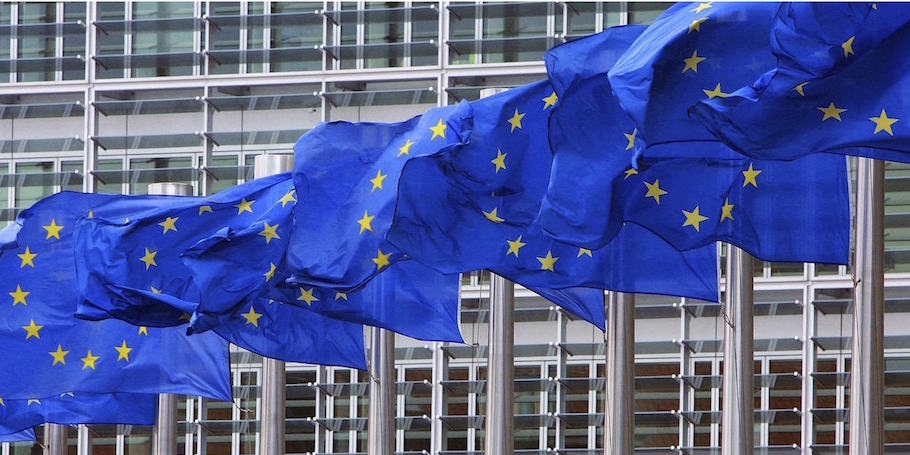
[177,179,463,344]
[607,2,779,157]
[691,3,910,162]
[286,102,473,290]
[0,430,35,442]
[388,79,719,309]
[73,176,368,368]
[537,22,850,264]
[0,193,231,401]
[0,392,156,435]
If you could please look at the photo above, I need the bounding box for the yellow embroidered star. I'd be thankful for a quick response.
[398,139,414,157]
[279,190,297,207]
[430,119,447,140]
[842,35,855,58]
[742,163,761,188]
[264,262,276,282]
[869,109,899,136]
[372,249,392,271]
[357,210,375,234]
[624,128,637,151]
[537,251,559,272]
[624,168,639,179]
[115,340,133,362]
[370,169,387,192]
[242,306,262,327]
[335,292,348,301]
[691,2,712,13]
[506,235,526,257]
[507,109,525,132]
[81,350,100,370]
[158,216,178,234]
[198,205,213,215]
[688,16,708,34]
[818,102,846,121]
[682,206,709,232]
[235,198,254,214]
[542,91,558,109]
[22,320,43,339]
[42,218,63,240]
[483,207,505,223]
[720,198,735,222]
[793,82,808,96]
[17,246,37,268]
[491,149,507,173]
[297,287,319,305]
[682,49,706,73]
[9,284,29,306]
[140,248,158,270]
[258,222,280,244]
[644,179,668,204]
[703,83,730,99]
[49,344,69,366]
[577,248,593,258]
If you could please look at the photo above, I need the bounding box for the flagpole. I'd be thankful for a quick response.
[44,422,67,455]
[604,291,634,455]
[478,87,515,455]
[721,245,754,455]
[368,327,396,454]
[147,182,194,455]
[253,154,293,455]
[849,157,885,455]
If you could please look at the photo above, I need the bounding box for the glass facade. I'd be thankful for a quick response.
[1,2,908,454]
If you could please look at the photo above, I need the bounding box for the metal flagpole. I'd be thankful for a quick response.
[604,291,634,455]
[253,154,294,455]
[147,182,194,455]
[44,423,67,455]
[721,245,754,455]
[368,327,396,454]
[849,157,885,455]
[477,87,515,455]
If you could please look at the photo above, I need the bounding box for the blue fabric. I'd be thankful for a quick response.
[607,2,780,156]
[0,193,231,401]
[537,23,850,264]
[73,176,367,368]
[387,71,719,316]
[287,102,473,290]
[0,429,35,442]
[691,3,910,162]
[0,393,156,435]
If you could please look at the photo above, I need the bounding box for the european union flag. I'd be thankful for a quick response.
[0,430,34,442]
[74,175,368,368]
[691,3,910,162]
[388,79,719,308]
[607,2,779,156]
[0,193,231,401]
[286,102,472,290]
[538,22,851,264]
[0,392,155,435]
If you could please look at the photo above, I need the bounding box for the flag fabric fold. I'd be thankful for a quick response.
[0,392,156,436]
[0,193,231,401]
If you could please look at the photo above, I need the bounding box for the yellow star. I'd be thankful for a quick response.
[279,190,297,207]
[688,16,708,34]
[577,248,593,258]
[198,205,213,215]
[793,82,808,96]
[542,91,558,109]
[644,179,668,204]
[81,350,100,370]
[241,306,262,327]
[17,246,37,268]
[22,320,43,339]
[235,198,254,214]
[742,163,762,188]
[150,286,161,294]
[87,210,94,219]
[27,399,39,406]
[264,262,276,282]
[373,249,392,270]
[138,326,148,336]
[624,128,637,151]
[158,216,178,235]
[624,168,639,179]
[9,284,29,306]
[537,251,559,272]
[369,169,388,192]
[507,109,525,132]
[682,50,706,73]
[334,292,348,301]
[842,36,855,58]
[179,312,192,322]
[430,119,447,140]
[258,222,280,244]
[818,102,846,121]
[703,83,730,99]
[682,206,709,232]
[0,396,4,406]
[115,340,132,362]
[140,248,158,270]
[691,2,712,13]
[49,344,69,366]
[398,139,414,157]
[357,210,375,234]
[491,149,507,173]
[869,109,899,136]
[721,198,735,222]
[506,235,526,257]
[297,287,319,305]
[483,207,505,223]
[42,219,63,240]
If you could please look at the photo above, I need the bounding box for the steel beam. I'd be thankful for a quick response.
[368,328,396,454]
[604,291,634,455]
[722,246,754,455]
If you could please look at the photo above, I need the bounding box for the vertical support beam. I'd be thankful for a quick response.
[253,154,293,455]
[431,341,449,454]
[604,291,634,455]
[849,157,885,455]
[485,273,515,455]
[554,310,568,452]
[368,328,396,454]
[678,298,693,449]
[76,424,90,455]
[801,285,817,451]
[147,182,194,455]
[721,246,754,455]
[44,423,67,455]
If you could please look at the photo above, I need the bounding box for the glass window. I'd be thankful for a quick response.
[96,2,126,79]
[447,2,476,65]
[269,2,322,73]
[481,3,550,64]
[123,425,153,454]
[885,161,910,273]
[566,2,597,39]
[628,2,673,25]
[131,2,196,78]
[17,3,56,82]
[128,157,193,195]
[61,160,84,192]
[63,2,86,81]
[14,161,54,209]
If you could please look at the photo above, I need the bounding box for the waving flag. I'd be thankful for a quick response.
[73,176,368,368]
[692,3,910,162]
[0,392,155,435]
[0,193,231,401]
